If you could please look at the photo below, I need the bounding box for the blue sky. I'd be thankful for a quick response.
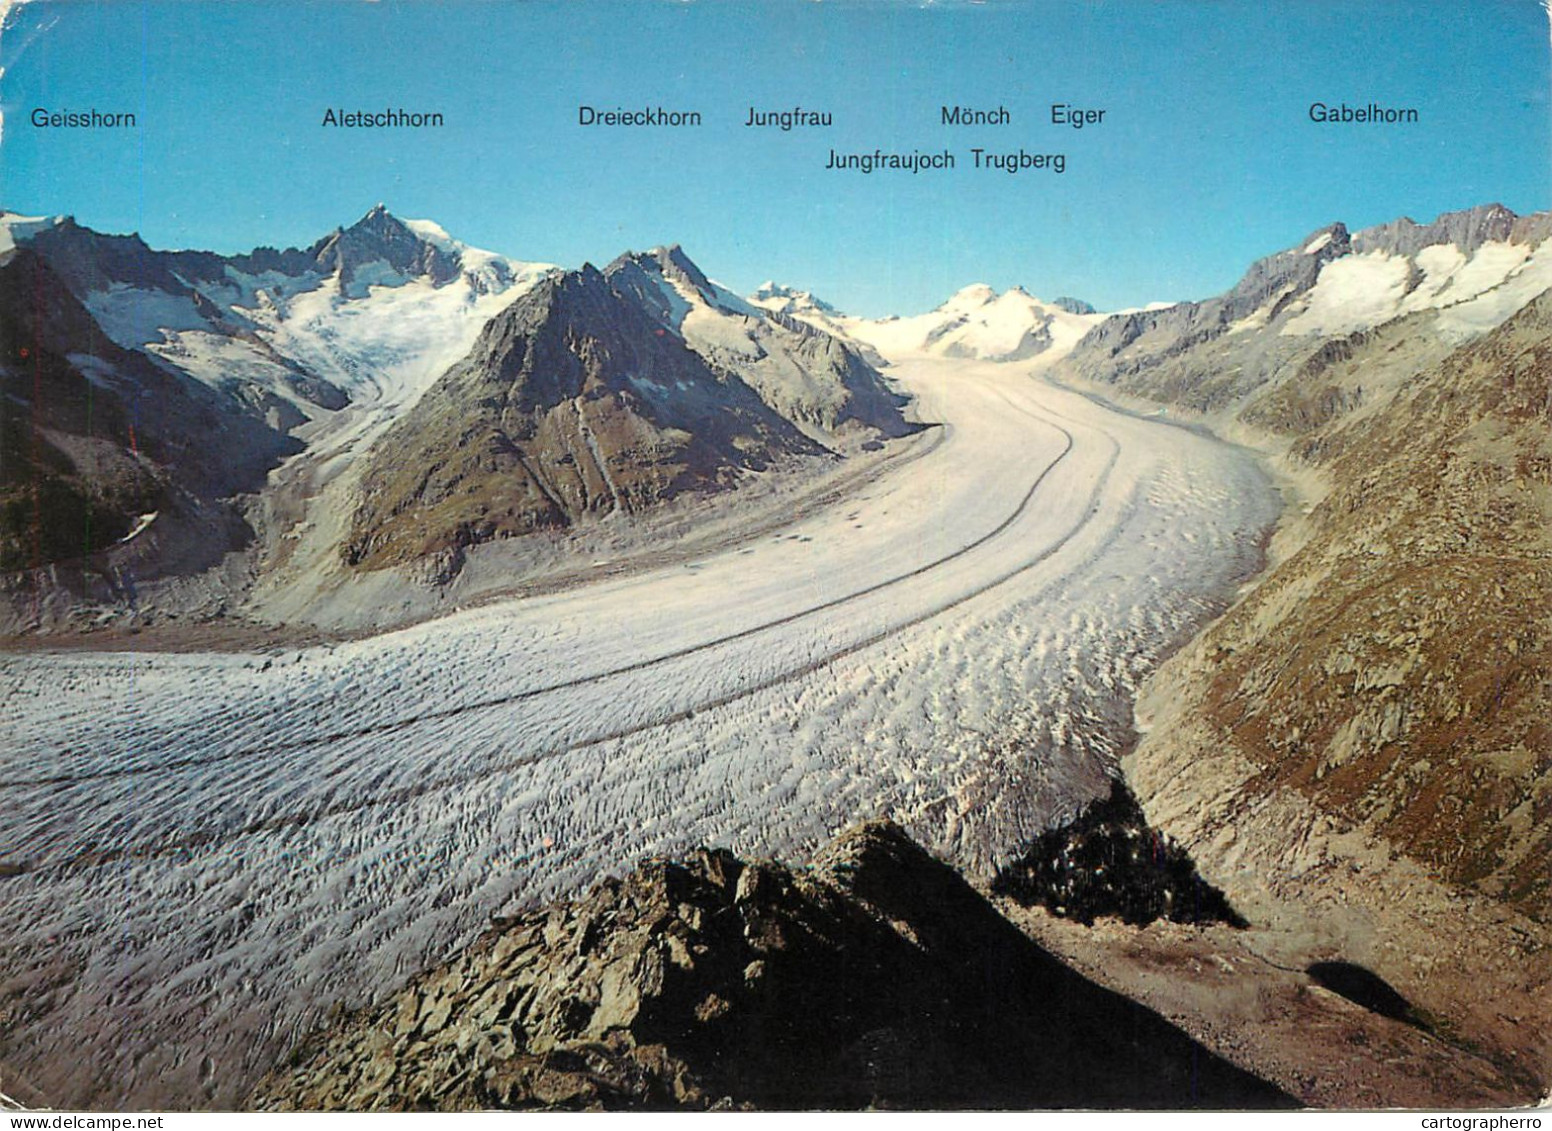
[1,0,1547,316]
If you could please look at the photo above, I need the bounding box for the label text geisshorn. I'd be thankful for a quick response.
[30,107,136,128]
[321,107,444,127]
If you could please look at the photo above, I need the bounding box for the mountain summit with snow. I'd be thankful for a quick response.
[748,279,1105,365]
[306,203,464,293]
[1,204,555,436]
[1063,202,1552,414]
[306,204,536,297]
[607,247,914,440]
[0,212,914,615]
[344,245,913,570]
[748,281,844,323]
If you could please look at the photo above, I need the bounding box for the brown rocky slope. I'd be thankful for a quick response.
[1176,290,1552,913]
[1063,262,1552,1096]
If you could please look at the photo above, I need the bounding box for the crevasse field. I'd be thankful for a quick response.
[0,359,1280,1107]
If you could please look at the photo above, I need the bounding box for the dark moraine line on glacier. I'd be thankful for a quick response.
[3,395,1079,793]
[26,422,1124,873]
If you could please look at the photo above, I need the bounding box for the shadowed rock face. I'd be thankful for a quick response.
[1350,203,1552,258]
[1307,963,1425,1028]
[342,263,826,569]
[0,249,298,572]
[254,822,1291,1111]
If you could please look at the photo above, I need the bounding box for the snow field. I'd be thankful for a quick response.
[1280,238,1552,341]
[837,285,1104,363]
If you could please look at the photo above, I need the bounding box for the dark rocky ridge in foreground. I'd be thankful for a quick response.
[254,822,1291,1111]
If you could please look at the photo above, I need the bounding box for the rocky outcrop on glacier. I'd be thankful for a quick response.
[992,780,1246,927]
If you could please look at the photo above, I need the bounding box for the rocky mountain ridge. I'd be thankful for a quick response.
[609,247,912,440]
[3,206,554,428]
[0,246,298,580]
[342,251,910,571]
[254,821,1291,1111]
[0,208,916,629]
[1063,202,1552,421]
[1049,203,1552,1102]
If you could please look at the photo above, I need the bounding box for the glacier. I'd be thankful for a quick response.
[0,354,1279,1107]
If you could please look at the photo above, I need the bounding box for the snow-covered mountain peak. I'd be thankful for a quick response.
[395,216,554,297]
[4,210,556,437]
[1067,202,1552,389]
[748,282,842,321]
[401,217,458,252]
[606,245,763,325]
[866,284,1106,363]
[304,204,465,293]
[0,211,63,254]
[284,203,551,299]
[749,278,1106,366]
[1269,204,1552,340]
[946,283,999,308]
[354,201,403,232]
